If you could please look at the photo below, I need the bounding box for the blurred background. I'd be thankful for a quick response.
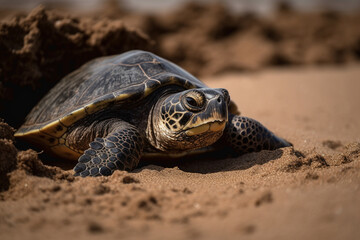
[1,0,359,76]
[1,0,360,14]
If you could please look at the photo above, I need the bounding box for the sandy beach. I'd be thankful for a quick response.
[0,2,360,240]
[1,65,359,240]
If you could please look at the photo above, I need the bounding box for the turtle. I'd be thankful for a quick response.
[15,50,291,177]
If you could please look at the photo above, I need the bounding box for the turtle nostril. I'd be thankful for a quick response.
[217,96,222,103]
[221,89,230,105]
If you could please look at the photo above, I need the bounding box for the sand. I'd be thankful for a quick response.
[1,2,360,240]
[1,65,359,240]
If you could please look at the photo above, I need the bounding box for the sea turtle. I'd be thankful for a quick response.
[15,50,291,177]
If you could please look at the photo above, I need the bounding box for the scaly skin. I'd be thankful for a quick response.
[74,123,143,177]
[224,114,291,154]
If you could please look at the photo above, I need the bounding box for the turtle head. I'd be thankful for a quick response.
[148,88,230,152]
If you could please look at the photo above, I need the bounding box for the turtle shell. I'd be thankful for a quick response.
[15,51,210,150]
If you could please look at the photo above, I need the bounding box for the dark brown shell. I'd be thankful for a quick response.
[16,50,208,137]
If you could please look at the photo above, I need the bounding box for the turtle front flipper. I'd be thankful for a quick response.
[73,125,143,177]
[224,114,291,154]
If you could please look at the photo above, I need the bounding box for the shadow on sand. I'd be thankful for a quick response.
[34,139,287,174]
[139,148,286,174]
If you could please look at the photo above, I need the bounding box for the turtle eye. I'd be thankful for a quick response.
[182,90,206,112]
[186,97,199,107]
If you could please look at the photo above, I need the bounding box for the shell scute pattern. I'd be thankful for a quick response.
[38,120,67,138]
[120,51,155,64]
[77,64,147,106]
[19,51,206,132]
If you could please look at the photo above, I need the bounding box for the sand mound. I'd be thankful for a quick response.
[0,120,17,191]
[0,119,74,191]
[124,2,360,76]
[0,6,152,127]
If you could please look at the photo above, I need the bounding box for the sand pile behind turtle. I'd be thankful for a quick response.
[0,6,152,128]
[0,120,17,191]
[0,119,73,191]
[121,2,360,76]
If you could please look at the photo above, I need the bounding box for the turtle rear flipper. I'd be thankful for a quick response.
[224,114,291,154]
[74,124,143,177]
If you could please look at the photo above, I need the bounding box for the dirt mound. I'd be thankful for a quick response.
[0,119,74,191]
[123,2,360,76]
[0,120,16,190]
[0,6,152,127]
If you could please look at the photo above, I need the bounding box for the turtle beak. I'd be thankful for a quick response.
[185,121,226,136]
